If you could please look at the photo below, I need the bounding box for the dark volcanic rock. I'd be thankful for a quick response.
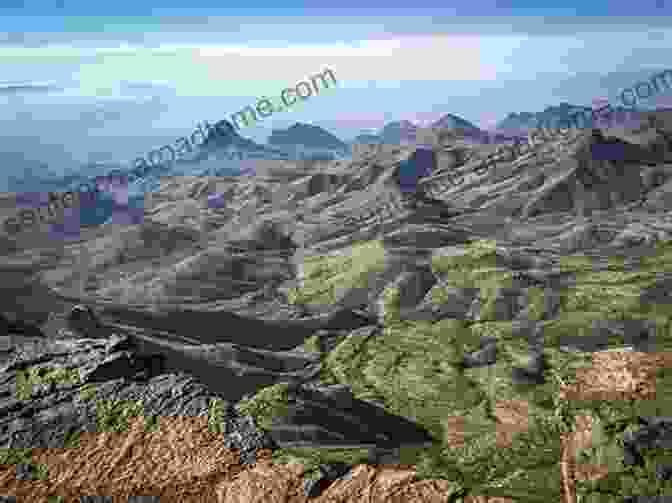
[15,463,40,481]
[302,462,353,498]
[318,461,352,481]
[221,413,278,464]
[95,306,373,350]
[460,337,498,369]
[0,334,275,458]
[511,364,546,385]
[66,304,102,337]
[262,383,434,449]
[303,477,326,498]
[656,463,672,481]
[623,416,672,467]
[0,313,45,339]
[0,327,434,468]
[394,265,437,313]
[0,314,10,336]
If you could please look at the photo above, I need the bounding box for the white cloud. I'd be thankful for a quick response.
[0,35,502,99]
[190,35,500,83]
[1,28,671,135]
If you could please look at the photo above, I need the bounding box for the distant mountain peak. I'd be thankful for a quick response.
[268,122,348,151]
[430,113,479,131]
[496,100,645,134]
[497,102,594,132]
[352,113,479,145]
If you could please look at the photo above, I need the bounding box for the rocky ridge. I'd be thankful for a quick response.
[2,113,672,500]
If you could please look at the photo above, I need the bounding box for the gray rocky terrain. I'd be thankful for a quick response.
[3,110,672,501]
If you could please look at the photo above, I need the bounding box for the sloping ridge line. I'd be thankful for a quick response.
[52,290,374,351]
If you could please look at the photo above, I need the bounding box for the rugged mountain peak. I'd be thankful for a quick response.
[430,113,480,132]
[379,120,418,144]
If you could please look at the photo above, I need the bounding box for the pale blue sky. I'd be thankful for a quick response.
[0,8,670,175]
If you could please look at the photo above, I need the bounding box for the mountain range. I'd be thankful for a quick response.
[495,101,642,133]
[1,105,672,500]
[2,101,649,198]
[0,102,653,238]
[353,114,481,145]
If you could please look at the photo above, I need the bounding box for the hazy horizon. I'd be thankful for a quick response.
[0,4,670,183]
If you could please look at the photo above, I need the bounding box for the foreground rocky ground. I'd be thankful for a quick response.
[2,113,672,501]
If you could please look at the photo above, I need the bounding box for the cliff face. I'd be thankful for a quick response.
[3,115,672,501]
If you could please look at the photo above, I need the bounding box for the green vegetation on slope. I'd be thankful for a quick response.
[302,334,322,354]
[286,239,387,306]
[0,448,33,465]
[95,398,161,434]
[272,446,372,480]
[245,237,672,500]
[78,382,98,402]
[16,365,82,401]
[237,382,291,431]
[429,239,515,321]
[208,397,228,434]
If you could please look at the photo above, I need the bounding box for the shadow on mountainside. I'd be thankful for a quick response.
[96,305,375,350]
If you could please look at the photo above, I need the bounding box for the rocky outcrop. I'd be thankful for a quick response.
[0,333,275,458]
